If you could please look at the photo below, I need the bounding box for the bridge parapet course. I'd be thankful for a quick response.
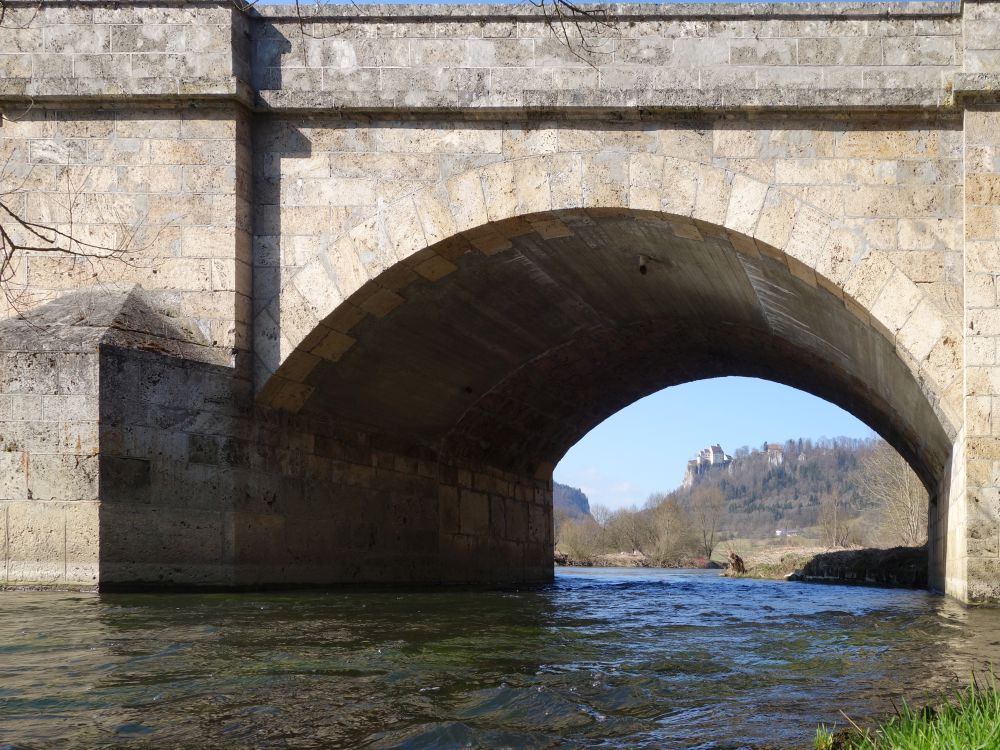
[4,1,1000,112]
[252,2,967,113]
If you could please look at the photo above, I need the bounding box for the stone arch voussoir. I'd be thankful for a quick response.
[254,152,960,440]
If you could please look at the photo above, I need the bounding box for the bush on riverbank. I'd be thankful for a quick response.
[815,677,1000,749]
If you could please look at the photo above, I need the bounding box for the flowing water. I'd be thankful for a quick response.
[3,568,1000,749]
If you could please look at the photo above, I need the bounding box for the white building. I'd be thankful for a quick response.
[683,444,733,488]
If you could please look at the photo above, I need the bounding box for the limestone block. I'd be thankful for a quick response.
[713,128,763,160]
[413,185,461,247]
[967,274,997,309]
[966,205,999,241]
[970,309,1000,338]
[784,203,833,269]
[65,501,99,583]
[967,367,1000,399]
[582,152,629,209]
[358,287,404,318]
[500,126,559,162]
[896,300,947,362]
[870,267,923,335]
[318,235,364,302]
[233,512,288,565]
[798,37,882,66]
[345,216,392,279]
[447,170,489,232]
[479,160,518,222]
[843,251,896,310]
[528,501,551,544]
[0,452,28,501]
[549,153,584,211]
[786,255,818,287]
[7,501,65,582]
[27,454,98,502]
[691,166,733,226]
[724,174,769,236]
[627,153,665,212]
[921,329,962,394]
[414,254,457,282]
[277,285,322,357]
[382,198,429,264]
[513,157,552,215]
[753,187,798,254]
[968,395,994,436]
[102,505,226,567]
[460,489,489,536]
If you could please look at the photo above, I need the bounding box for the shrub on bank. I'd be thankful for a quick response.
[815,676,1000,749]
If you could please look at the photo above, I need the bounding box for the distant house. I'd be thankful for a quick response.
[683,443,733,488]
[766,443,784,467]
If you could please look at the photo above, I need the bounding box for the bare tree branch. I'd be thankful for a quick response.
[860,443,928,547]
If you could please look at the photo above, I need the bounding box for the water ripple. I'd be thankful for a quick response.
[1,569,999,749]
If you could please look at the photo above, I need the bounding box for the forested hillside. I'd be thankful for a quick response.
[555,437,927,564]
[554,483,591,518]
[683,437,877,536]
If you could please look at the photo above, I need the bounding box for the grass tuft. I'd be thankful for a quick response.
[816,674,1000,750]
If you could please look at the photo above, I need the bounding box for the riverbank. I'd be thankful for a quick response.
[816,677,1000,749]
[554,551,721,569]
[554,545,927,587]
[721,544,927,589]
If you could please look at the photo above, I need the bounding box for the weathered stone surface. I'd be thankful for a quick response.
[0,0,998,602]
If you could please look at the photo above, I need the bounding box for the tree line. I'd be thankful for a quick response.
[555,437,929,563]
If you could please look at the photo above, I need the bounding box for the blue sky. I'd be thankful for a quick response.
[554,377,877,511]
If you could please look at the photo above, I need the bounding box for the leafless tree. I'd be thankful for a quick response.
[556,513,603,560]
[648,495,697,565]
[606,505,651,553]
[689,486,726,560]
[860,441,928,547]
[819,496,853,548]
[590,503,611,528]
[0,2,149,315]
[0,154,147,313]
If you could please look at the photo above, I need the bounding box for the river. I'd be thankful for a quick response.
[2,568,1000,749]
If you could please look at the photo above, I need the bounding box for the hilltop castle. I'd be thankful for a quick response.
[682,444,733,489]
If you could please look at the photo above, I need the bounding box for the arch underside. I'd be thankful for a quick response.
[287,211,952,490]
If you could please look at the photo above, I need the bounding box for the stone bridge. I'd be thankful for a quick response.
[1,0,999,601]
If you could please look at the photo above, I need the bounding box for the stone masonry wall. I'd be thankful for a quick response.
[98,340,550,588]
[0,106,251,353]
[254,115,965,433]
[5,0,1000,597]
[964,105,1000,604]
[252,2,961,110]
[0,1,243,99]
[0,315,101,586]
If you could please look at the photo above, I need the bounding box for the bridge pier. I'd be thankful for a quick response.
[960,104,1000,603]
[0,292,551,589]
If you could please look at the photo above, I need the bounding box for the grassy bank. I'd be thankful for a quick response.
[721,544,927,589]
[718,544,832,580]
[815,678,1000,749]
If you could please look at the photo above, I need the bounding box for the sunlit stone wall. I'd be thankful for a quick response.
[0,0,998,600]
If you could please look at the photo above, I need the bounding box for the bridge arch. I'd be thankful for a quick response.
[254,153,960,491]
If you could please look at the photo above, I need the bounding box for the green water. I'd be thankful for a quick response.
[2,568,1000,749]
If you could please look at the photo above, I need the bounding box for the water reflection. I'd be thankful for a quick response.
[2,569,1000,749]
